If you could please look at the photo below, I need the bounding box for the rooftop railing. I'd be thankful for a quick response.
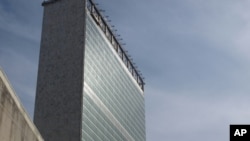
[87,0,145,91]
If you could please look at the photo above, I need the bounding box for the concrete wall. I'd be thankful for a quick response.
[0,68,44,141]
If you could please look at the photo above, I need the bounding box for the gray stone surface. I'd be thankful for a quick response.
[34,0,86,141]
[0,69,44,141]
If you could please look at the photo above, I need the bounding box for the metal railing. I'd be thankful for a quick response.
[87,0,145,91]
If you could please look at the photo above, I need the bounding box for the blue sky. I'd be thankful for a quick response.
[1,0,250,141]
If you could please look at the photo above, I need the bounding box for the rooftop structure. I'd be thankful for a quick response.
[42,0,145,91]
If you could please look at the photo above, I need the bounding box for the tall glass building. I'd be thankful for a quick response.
[34,0,145,141]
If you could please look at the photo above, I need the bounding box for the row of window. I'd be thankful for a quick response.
[81,13,145,141]
[85,15,145,130]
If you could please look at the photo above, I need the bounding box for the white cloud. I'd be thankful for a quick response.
[146,87,250,141]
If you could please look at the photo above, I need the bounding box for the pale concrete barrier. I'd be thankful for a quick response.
[0,68,44,141]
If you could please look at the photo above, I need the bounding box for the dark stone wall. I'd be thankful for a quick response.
[34,0,86,141]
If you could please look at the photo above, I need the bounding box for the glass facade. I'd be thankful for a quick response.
[81,11,145,141]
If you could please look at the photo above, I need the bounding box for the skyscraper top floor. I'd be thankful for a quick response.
[41,0,145,91]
